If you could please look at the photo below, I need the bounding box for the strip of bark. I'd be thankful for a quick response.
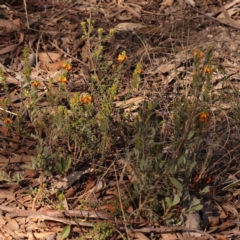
[0,205,113,220]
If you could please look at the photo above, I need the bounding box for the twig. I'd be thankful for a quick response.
[0,107,17,116]
[130,226,215,240]
[27,215,93,227]
[114,163,130,239]
[0,205,113,220]
[120,3,141,19]
[191,6,240,30]
[23,0,29,29]
[141,10,166,16]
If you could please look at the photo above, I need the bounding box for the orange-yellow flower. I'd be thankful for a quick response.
[194,50,204,59]
[199,112,209,123]
[3,118,13,124]
[58,76,67,84]
[204,67,213,74]
[66,65,72,71]
[80,96,92,104]
[32,81,41,87]
[118,53,128,63]
[62,62,72,71]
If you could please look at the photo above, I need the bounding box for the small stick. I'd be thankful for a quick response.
[23,0,29,29]
[0,205,113,220]
[27,215,93,227]
[191,6,240,30]
[0,107,17,116]
[130,226,215,240]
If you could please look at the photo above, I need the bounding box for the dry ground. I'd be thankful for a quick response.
[0,0,240,239]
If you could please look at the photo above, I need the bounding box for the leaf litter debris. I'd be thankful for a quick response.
[0,0,240,239]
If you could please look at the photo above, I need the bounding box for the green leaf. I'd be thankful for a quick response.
[159,160,165,168]
[56,163,63,174]
[61,158,66,172]
[190,204,203,212]
[187,131,195,140]
[200,186,210,194]
[164,212,174,219]
[58,157,72,173]
[66,156,72,170]
[161,200,166,212]
[197,139,203,151]
[169,177,183,192]
[134,183,139,192]
[140,158,147,171]
[185,149,189,157]
[165,197,172,208]
[148,127,156,138]
[187,161,197,178]
[191,198,201,207]
[133,148,139,158]
[188,142,197,148]
[60,225,71,240]
[172,194,180,206]
[177,155,185,166]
